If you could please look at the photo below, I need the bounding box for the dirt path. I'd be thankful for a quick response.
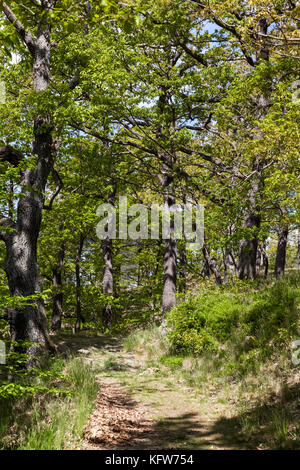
[55,334,251,450]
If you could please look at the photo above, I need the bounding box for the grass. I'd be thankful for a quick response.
[104,355,126,371]
[123,324,169,358]
[0,355,98,450]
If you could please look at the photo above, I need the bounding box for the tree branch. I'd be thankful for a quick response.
[1,2,36,56]
[178,146,244,179]
[43,169,64,210]
[71,122,159,156]
[175,36,208,67]
[0,145,24,166]
[0,213,16,242]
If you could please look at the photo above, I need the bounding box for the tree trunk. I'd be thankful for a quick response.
[223,249,236,284]
[75,234,85,332]
[202,244,222,285]
[256,245,262,274]
[5,231,53,361]
[261,244,269,279]
[102,237,114,328]
[163,237,177,313]
[102,191,115,329]
[238,166,261,281]
[52,268,63,331]
[201,251,210,278]
[238,18,270,281]
[178,246,187,293]
[275,224,289,278]
[238,217,260,281]
[51,239,65,331]
[161,153,177,314]
[0,3,56,363]
[297,228,300,268]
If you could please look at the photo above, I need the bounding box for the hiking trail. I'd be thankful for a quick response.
[55,334,252,450]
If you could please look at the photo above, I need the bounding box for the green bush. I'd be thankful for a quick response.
[166,275,300,361]
[160,355,183,370]
[167,290,241,354]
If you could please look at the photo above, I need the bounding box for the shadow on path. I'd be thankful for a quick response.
[82,380,250,450]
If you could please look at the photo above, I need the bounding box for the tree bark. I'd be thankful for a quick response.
[0,2,56,363]
[275,224,289,278]
[202,244,222,285]
[161,152,177,314]
[102,237,114,328]
[101,191,115,329]
[51,238,65,331]
[178,246,187,293]
[4,230,53,361]
[238,164,261,280]
[297,228,300,269]
[0,145,23,166]
[163,234,177,313]
[256,245,262,274]
[75,234,85,332]
[238,215,260,280]
[223,249,236,284]
[260,243,269,279]
[237,17,270,281]
[201,250,210,278]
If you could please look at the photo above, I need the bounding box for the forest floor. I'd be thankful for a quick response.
[54,333,253,450]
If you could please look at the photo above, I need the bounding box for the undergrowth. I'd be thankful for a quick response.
[0,355,98,450]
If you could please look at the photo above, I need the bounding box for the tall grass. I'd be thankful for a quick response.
[0,356,98,450]
[123,324,169,359]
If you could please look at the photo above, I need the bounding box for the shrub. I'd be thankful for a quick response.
[167,290,241,354]
[166,275,300,362]
[160,355,183,370]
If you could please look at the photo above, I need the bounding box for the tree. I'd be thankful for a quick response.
[0,1,57,361]
[182,0,299,279]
